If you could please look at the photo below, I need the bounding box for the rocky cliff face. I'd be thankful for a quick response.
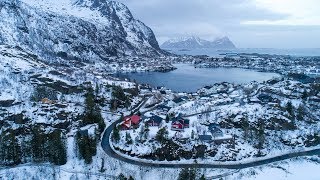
[0,0,164,64]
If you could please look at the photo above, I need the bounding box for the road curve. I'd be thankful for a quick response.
[101,120,320,169]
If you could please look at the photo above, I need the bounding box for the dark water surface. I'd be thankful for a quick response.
[116,64,280,92]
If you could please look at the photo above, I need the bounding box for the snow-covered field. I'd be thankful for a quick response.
[1,155,320,180]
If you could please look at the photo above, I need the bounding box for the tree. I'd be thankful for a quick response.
[118,173,127,180]
[112,86,127,102]
[302,89,308,100]
[144,123,150,140]
[76,132,97,164]
[297,104,306,121]
[177,168,196,180]
[83,87,106,133]
[0,130,21,165]
[47,130,67,165]
[125,132,133,144]
[242,116,250,141]
[128,176,134,180]
[191,130,195,140]
[199,174,206,180]
[31,126,47,162]
[139,124,146,142]
[156,126,169,143]
[112,125,120,143]
[256,119,265,156]
[100,158,105,173]
[30,86,57,102]
[165,114,170,123]
[286,101,294,117]
[95,83,100,96]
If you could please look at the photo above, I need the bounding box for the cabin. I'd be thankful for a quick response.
[157,105,171,112]
[172,96,188,105]
[171,116,190,131]
[257,94,273,103]
[172,97,185,104]
[160,90,167,95]
[208,124,224,138]
[146,115,163,127]
[41,98,53,104]
[121,115,141,130]
[198,135,212,143]
[171,120,184,131]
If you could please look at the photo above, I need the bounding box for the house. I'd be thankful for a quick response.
[208,124,224,138]
[172,97,185,104]
[146,115,163,127]
[41,98,53,104]
[198,135,212,143]
[122,115,141,130]
[257,94,273,103]
[160,90,167,95]
[172,96,188,105]
[171,116,190,131]
[157,105,171,112]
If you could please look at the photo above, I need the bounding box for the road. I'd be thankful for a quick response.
[101,119,320,169]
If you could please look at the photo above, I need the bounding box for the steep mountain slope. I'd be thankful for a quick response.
[0,0,164,64]
[161,36,236,49]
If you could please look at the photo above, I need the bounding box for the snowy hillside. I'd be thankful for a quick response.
[0,0,165,64]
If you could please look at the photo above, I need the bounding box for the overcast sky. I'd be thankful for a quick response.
[117,0,320,48]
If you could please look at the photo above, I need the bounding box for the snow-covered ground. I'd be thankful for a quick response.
[1,155,319,180]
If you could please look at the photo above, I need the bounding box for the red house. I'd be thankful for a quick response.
[171,120,184,131]
[171,116,190,131]
[122,115,141,130]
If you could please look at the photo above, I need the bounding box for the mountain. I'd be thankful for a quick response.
[161,36,236,49]
[0,0,165,63]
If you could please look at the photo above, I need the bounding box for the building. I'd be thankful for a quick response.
[171,116,190,131]
[146,115,163,127]
[157,105,171,112]
[208,124,223,138]
[198,135,212,143]
[122,115,141,130]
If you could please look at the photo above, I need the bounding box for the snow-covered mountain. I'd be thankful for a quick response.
[161,36,236,49]
[0,0,165,63]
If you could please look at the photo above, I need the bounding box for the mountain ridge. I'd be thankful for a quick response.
[161,36,236,49]
[0,0,166,64]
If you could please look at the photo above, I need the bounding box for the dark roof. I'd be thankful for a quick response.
[157,105,171,111]
[210,127,223,134]
[204,86,212,90]
[198,135,212,141]
[172,116,189,125]
[258,94,273,102]
[208,123,219,130]
[173,97,185,104]
[147,115,163,124]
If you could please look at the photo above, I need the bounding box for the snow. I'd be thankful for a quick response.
[21,0,111,25]
[227,157,320,180]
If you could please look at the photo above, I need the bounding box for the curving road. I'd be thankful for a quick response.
[101,120,320,169]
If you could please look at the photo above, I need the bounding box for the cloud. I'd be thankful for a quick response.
[116,0,320,48]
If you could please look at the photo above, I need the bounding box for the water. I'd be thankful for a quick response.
[116,64,280,92]
[167,48,320,57]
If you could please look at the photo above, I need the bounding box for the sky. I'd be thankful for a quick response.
[117,0,320,48]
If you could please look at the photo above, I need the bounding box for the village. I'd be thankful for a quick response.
[111,75,320,162]
[173,53,320,78]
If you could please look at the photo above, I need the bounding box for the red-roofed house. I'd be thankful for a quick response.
[122,115,141,130]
